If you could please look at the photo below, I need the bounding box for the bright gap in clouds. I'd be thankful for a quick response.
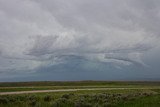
[0,0,160,81]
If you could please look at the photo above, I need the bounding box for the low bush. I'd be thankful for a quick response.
[102,102,116,107]
[0,97,9,104]
[74,101,92,107]
[29,99,37,106]
[61,94,70,99]
[44,95,52,102]
[51,98,74,107]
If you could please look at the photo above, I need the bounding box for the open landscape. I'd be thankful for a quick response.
[1,0,160,107]
[0,81,160,107]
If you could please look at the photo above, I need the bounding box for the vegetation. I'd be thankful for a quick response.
[0,89,159,107]
[0,81,160,107]
[1,81,160,92]
[0,81,160,87]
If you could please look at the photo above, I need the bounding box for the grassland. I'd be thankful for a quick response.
[0,81,160,107]
[0,81,160,92]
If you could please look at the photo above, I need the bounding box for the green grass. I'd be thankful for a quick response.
[1,85,159,92]
[0,81,160,107]
[0,81,160,87]
[0,81,160,92]
[0,89,159,107]
[118,94,160,107]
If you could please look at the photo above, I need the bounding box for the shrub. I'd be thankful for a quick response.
[0,97,9,104]
[61,94,70,99]
[102,102,115,107]
[69,93,75,96]
[83,94,89,98]
[29,99,37,106]
[121,95,129,101]
[142,93,150,97]
[74,101,92,107]
[51,98,74,107]
[51,101,60,107]
[44,95,52,102]
[27,95,39,102]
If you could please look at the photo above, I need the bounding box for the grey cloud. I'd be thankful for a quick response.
[105,53,145,66]
[28,35,58,56]
[0,0,160,80]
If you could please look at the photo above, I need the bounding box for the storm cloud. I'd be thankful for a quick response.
[0,0,160,81]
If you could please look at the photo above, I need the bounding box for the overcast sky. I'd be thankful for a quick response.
[0,0,160,81]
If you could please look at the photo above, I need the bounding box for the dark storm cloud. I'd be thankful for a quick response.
[0,0,160,80]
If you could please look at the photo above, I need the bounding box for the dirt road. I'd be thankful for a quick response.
[0,87,159,95]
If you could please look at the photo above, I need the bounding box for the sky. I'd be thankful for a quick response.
[0,0,160,81]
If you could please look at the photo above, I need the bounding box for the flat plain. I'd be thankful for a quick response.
[0,81,160,107]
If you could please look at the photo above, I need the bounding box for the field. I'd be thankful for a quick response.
[0,81,160,107]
